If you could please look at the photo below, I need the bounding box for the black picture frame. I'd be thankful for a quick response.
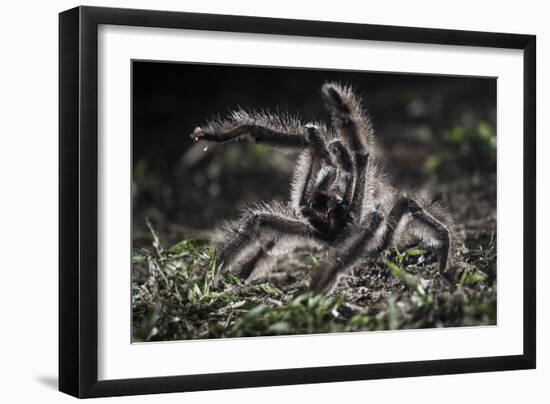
[59,5,536,398]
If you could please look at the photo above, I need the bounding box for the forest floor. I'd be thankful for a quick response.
[132,118,497,341]
[132,201,496,341]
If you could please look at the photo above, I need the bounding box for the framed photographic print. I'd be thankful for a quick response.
[59,6,536,398]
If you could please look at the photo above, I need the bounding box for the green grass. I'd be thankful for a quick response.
[132,221,496,342]
[425,121,496,175]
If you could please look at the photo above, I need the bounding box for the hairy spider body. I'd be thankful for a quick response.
[191,83,457,292]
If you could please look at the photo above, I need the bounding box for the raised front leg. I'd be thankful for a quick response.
[328,141,353,179]
[322,83,373,222]
[321,82,374,153]
[191,110,317,149]
[297,125,335,208]
[348,151,369,223]
[192,124,307,148]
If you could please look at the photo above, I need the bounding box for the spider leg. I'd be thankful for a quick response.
[329,141,353,180]
[237,240,276,281]
[322,83,373,221]
[310,211,384,292]
[348,152,369,222]
[299,139,355,211]
[310,125,361,188]
[192,124,306,148]
[296,151,315,208]
[315,166,338,194]
[327,140,356,210]
[295,125,334,209]
[192,110,329,150]
[321,82,373,153]
[304,124,332,162]
[380,196,452,274]
[216,205,322,280]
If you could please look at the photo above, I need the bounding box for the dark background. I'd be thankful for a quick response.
[132,61,496,246]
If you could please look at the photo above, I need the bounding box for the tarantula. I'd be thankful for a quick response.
[191,83,457,293]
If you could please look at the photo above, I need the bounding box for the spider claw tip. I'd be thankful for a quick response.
[191,126,204,141]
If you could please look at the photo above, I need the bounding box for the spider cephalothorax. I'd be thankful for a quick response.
[191,83,457,292]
